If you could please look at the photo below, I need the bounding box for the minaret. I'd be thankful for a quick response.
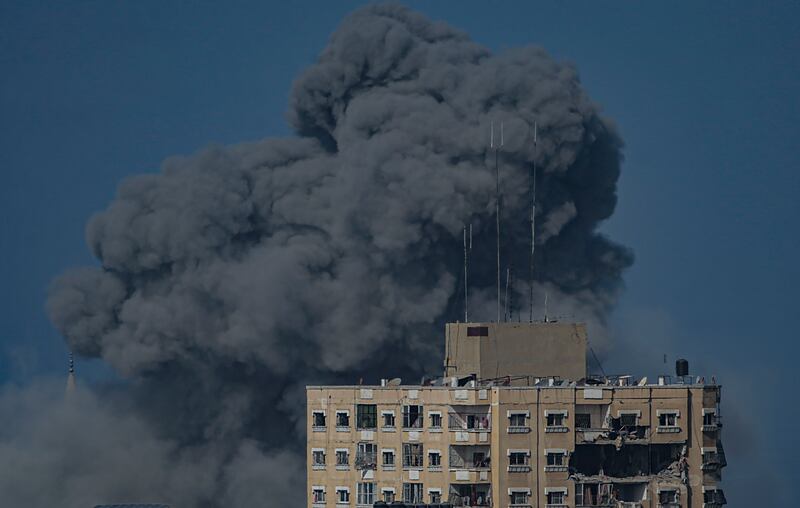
[65,351,76,396]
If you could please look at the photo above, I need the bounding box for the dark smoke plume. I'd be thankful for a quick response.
[16,4,632,506]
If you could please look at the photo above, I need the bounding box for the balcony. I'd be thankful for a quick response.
[507,465,531,473]
[657,426,681,434]
[544,425,569,433]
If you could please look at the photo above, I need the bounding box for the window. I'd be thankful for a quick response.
[403,405,423,428]
[429,412,442,429]
[546,413,565,427]
[403,443,424,468]
[312,411,326,428]
[509,451,528,466]
[428,451,441,467]
[356,404,377,429]
[312,487,326,504]
[472,451,488,468]
[357,442,377,467]
[467,326,489,336]
[312,449,326,467]
[576,413,591,429]
[335,449,349,467]
[547,491,565,505]
[382,490,395,503]
[382,450,395,467]
[402,483,423,503]
[658,489,678,504]
[429,490,442,503]
[659,412,678,427]
[382,411,396,428]
[703,411,717,426]
[509,413,527,427]
[703,488,727,505]
[336,488,350,504]
[620,413,638,427]
[547,452,564,466]
[510,490,529,505]
[357,483,375,505]
[336,411,350,428]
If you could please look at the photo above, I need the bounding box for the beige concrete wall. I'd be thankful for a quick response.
[444,322,587,382]
[307,384,722,508]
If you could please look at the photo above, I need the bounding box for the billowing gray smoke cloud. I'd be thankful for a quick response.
[20,4,632,506]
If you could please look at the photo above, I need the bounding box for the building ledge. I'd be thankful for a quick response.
[336,427,350,432]
[312,465,325,471]
[545,426,569,433]
[335,465,349,471]
[428,466,443,472]
[382,465,395,471]
[381,427,396,432]
[312,426,326,432]
[508,426,531,434]
[657,426,681,433]
[544,465,568,472]
[702,424,719,432]
[508,465,531,473]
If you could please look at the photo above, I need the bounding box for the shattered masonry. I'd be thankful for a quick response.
[306,322,726,508]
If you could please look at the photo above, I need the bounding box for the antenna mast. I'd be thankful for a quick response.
[530,121,538,323]
[463,224,472,322]
[491,121,504,322]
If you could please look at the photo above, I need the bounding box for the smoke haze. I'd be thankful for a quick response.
[4,5,632,506]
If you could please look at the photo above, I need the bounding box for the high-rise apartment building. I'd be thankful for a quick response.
[306,322,725,508]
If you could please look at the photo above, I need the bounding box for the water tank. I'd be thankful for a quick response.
[676,358,689,377]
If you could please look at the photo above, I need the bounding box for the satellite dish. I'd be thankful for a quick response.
[387,378,402,387]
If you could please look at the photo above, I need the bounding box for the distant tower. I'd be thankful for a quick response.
[65,351,76,396]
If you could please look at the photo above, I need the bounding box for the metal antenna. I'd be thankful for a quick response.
[504,267,510,321]
[463,225,471,323]
[491,121,504,322]
[544,291,549,323]
[69,351,74,374]
[529,121,538,323]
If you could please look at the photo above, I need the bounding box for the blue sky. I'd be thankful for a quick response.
[1,1,797,503]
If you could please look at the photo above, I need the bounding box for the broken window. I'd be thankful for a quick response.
[570,443,684,477]
[658,489,679,504]
[703,489,727,505]
[382,450,395,467]
[357,482,375,505]
[575,483,602,506]
[509,451,528,466]
[356,404,377,429]
[471,451,487,468]
[619,413,638,427]
[312,450,325,467]
[403,443,424,468]
[403,405,423,429]
[335,449,349,466]
[382,411,395,428]
[336,488,350,504]
[402,483,424,503]
[576,413,591,429]
[312,487,326,504]
[546,490,565,505]
[356,442,377,467]
[429,412,442,428]
[312,411,326,428]
[659,412,678,427]
[335,411,349,428]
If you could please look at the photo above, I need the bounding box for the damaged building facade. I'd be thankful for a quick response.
[306,322,726,508]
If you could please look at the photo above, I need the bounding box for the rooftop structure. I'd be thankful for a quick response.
[306,321,726,508]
